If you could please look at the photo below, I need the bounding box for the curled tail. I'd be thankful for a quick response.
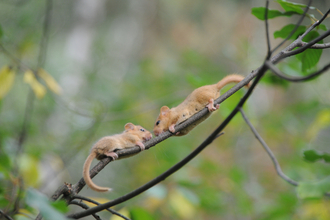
[83,152,111,192]
[216,74,249,90]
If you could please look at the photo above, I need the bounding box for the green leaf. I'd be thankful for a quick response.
[0,196,9,208]
[251,7,296,20]
[303,150,330,163]
[261,72,290,88]
[0,152,11,170]
[323,154,330,163]
[26,189,68,220]
[274,24,306,40]
[130,207,155,220]
[276,0,313,14]
[297,177,330,199]
[51,200,69,213]
[318,24,327,31]
[303,150,322,162]
[295,31,323,72]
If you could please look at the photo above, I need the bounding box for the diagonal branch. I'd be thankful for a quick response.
[281,28,330,59]
[239,108,298,186]
[265,60,330,82]
[299,42,330,49]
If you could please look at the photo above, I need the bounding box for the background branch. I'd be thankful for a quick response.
[266,60,330,82]
[239,108,298,186]
[72,195,131,220]
[69,201,102,220]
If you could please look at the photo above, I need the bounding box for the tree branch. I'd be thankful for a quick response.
[265,0,271,58]
[265,60,330,82]
[69,201,102,220]
[239,108,298,186]
[271,0,312,53]
[0,210,14,220]
[72,195,131,220]
[299,42,330,49]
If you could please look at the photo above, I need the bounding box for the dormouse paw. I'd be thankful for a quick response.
[136,141,146,151]
[169,124,176,133]
[206,99,219,112]
[105,152,119,160]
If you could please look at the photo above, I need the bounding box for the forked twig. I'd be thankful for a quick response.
[72,195,131,220]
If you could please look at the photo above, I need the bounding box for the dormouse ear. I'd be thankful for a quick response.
[125,123,135,131]
[160,106,170,115]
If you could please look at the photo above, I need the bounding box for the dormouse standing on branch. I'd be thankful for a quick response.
[83,123,152,192]
[153,74,250,136]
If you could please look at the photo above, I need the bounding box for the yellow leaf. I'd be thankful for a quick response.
[38,68,62,95]
[0,65,16,99]
[302,199,330,220]
[15,208,35,220]
[307,110,330,139]
[110,208,130,220]
[168,189,195,219]
[24,70,46,99]
[84,197,110,208]
[19,154,40,187]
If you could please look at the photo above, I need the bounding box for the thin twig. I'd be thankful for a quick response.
[299,42,330,49]
[281,28,330,59]
[271,0,312,53]
[8,177,24,216]
[0,210,14,220]
[239,108,298,186]
[265,60,330,82]
[72,195,131,220]
[69,201,102,220]
[37,0,52,68]
[16,0,53,155]
[16,90,35,155]
[265,0,271,58]
[0,44,30,71]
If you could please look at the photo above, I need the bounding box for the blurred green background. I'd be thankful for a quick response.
[1,0,330,219]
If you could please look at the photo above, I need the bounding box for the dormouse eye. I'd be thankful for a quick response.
[140,128,145,132]
[156,120,160,126]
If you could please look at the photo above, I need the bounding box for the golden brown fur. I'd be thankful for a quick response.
[153,74,249,136]
[83,123,152,192]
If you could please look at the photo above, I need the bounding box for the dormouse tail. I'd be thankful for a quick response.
[216,74,249,90]
[83,152,111,192]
